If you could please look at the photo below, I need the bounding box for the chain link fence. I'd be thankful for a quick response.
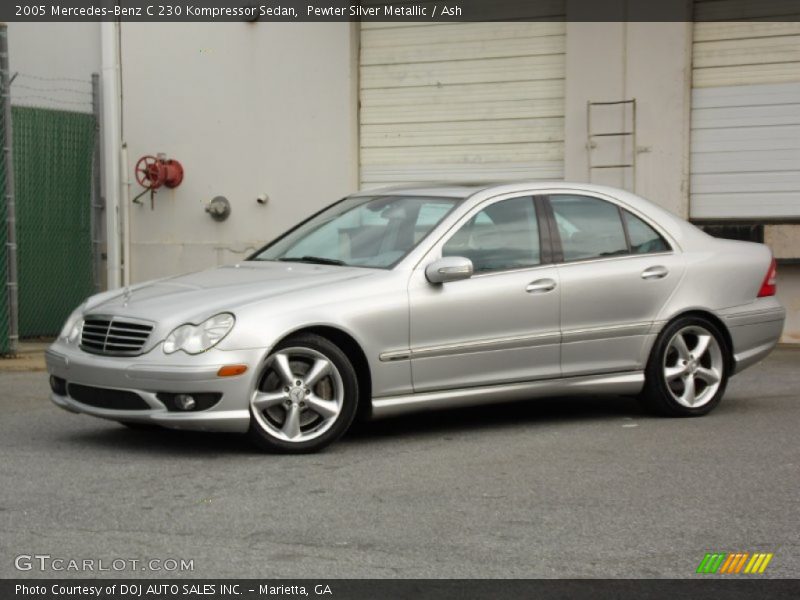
[13,104,96,337]
[0,47,98,349]
[0,78,9,354]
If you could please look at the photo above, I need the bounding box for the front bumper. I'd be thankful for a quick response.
[45,340,265,432]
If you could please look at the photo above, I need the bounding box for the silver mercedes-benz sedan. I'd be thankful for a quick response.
[47,182,785,452]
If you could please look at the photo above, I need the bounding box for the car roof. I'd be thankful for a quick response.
[350,182,497,198]
[352,181,648,200]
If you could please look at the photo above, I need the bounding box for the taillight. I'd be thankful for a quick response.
[757,257,777,297]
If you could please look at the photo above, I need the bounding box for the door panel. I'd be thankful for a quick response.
[408,266,561,391]
[546,193,684,376]
[408,194,560,392]
[558,255,684,376]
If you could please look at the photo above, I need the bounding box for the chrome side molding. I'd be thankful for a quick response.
[371,371,644,419]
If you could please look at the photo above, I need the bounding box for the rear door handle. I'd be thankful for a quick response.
[641,266,669,280]
[526,278,557,293]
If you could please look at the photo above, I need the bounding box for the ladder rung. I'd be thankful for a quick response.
[590,132,634,137]
[589,164,634,169]
[589,100,636,106]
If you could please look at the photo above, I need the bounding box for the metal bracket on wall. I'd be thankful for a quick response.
[131,186,156,208]
[206,196,231,222]
[587,98,636,192]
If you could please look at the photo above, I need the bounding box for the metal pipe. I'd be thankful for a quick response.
[120,142,131,286]
[100,22,122,289]
[0,24,18,354]
[117,22,130,286]
[90,73,104,293]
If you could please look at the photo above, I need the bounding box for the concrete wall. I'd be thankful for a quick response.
[119,22,359,282]
[564,2,692,217]
[776,265,800,344]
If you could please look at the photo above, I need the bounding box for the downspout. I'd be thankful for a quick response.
[100,22,122,289]
[117,23,131,286]
[120,142,131,285]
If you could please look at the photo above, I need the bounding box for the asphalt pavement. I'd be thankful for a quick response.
[1,349,798,578]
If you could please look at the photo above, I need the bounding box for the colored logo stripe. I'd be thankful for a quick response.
[719,553,748,573]
[745,553,774,574]
[697,553,725,573]
[697,552,773,574]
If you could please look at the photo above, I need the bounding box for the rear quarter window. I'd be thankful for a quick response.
[623,210,670,254]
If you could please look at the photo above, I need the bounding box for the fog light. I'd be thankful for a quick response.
[157,392,222,412]
[174,394,196,411]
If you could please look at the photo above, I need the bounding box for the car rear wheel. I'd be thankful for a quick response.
[248,333,358,453]
[641,316,729,416]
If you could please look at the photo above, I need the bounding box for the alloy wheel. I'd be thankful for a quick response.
[662,325,724,408]
[251,347,344,443]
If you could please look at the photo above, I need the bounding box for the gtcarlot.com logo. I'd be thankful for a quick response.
[14,554,194,572]
[696,552,774,574]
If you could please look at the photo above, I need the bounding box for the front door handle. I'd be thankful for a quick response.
[641,265,669,280]
[526,278,557,293]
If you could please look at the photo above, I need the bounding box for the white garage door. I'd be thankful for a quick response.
[359,9,566,188]
[691,3,800,219]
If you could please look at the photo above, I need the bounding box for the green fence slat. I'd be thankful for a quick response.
[12,106,95,338]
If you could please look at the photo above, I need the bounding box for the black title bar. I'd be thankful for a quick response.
[5,0,800,22]
[4,579,800,600]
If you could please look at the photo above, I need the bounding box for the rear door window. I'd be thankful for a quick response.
[549,195,628,261]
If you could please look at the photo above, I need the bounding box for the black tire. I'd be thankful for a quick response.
[248,333,359,454]
[640,315,730,417]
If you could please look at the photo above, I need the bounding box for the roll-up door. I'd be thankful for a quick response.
[691,3,800,219]
[359,6,566,188]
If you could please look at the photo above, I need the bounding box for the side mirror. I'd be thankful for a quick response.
[425,256,474,284]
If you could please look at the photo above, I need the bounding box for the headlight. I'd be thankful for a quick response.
[59,304,86,344]
[66,320,83,344]
[163,313,235,355]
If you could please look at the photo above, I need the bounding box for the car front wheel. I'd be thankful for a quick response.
[641,316,729,416]
[248,333,358,453]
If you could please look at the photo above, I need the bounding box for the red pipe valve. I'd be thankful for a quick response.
[134,154,184,190]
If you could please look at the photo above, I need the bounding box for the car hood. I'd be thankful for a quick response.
[85,261,377,324]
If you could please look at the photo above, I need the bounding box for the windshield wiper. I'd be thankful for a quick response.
[277,256,347,266]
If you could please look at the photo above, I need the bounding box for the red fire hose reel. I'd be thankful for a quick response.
[133,153,184,208]
[134,154,184,190]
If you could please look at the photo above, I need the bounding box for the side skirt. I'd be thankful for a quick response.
[370,371,644,419]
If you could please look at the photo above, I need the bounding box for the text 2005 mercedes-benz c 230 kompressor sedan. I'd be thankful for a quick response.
[47,183,786,452]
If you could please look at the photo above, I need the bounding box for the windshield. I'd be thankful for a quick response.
[250,195,460,268]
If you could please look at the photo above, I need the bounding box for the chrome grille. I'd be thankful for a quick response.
[80,316,153,356]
